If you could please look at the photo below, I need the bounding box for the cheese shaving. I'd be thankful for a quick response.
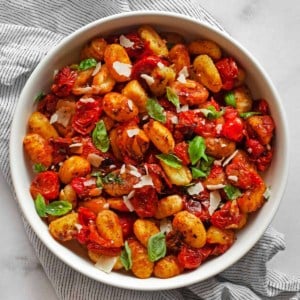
[187,182,204,195]
[159,218,173,234]
[209,191,221,215]
[127,99,134,111]
[69,143,83,148]
[95,255,118,274]
[120,164,126,174]
[157,62,165,69]
[206,184,226,190]
[127,128,140,138]
[87,153,103,168]
[119,34,134,48]
[133,175,153,188]
[83,178,96,187]
[222,150,239,167]
[228,175,238,182]
[92,62,102,76]
[140,73,155,85]
[176,104,189,113]
[170,115,178,124]
[79,97,95,103]
[177,66,189,83]
[50,107,72,128]
[123,191,135,212]
[113,61,132,77]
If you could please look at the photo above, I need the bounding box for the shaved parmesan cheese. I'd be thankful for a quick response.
[83,178,96,187]
[50,106,73,127]
[95,255,118,273]
[120,164,126,174]
[127,128,139,138]
[222,150,239,167]
[119,34,134,48]
[92,62,102,76]
[263,186,271,199]
[79,97,95,103]
[177,73,187,83]
[209,191,221,215]
[123,191,135,212]
[127,99,134,111]
[214,158,224,166]
[74,223,83,232]
[176,104,189,113]
[157,62,165,69]
[228,175,238,182]
[109,164,116,169]
[170,115,178,124]
[187,182,204,195]
[129,169,141,178]
[206,184,226,190]
[133,175,153,188]
[160,218,173,234]
[87,153,103,168]
[69,143,83,148]
[53,69,59,78]
[177,66,189,83]
[50,113,58,124]
[142,115,149,121]
[113,61,132,77]
[216,124,223,135]
[140,73,155,85]
[103,203,110,209]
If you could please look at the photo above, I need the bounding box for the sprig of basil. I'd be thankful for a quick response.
[120,241,132,271]
[33,163,47,173]
[146,98,166,123]
[223,184,242,200]
[224,91,236,107]
[239,111,261,119]
[148,232,166,262]
[166,87,180,109]
[92,120,110,153]
[191,155,214,179]
[188,136,208,165]
[34,194,72,217]
[78,58,97,71]
[156,153,182,169]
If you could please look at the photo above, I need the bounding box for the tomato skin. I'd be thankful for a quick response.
[122,32,146,59]
[51,67,77,97]
[221,107,244,142]
[254,99,270,115]
[174,142,190,165]
[77,207,96,226]
[215,57,238,90]
[185,199,211,222]
[72,98,102,135]
[118,213,136,239]
[245,138,265,157]
[49,137,72,165]
[130,186,158,218]
[71,177,100,199]
[30,171,60,201]
[177,245,203,269]
[37,93,58,118]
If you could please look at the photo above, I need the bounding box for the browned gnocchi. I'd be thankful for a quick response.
[24,24,275,279]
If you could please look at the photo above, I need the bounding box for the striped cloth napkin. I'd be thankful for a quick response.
[1,1,300,299]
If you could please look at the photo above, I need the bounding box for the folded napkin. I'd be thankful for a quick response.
[1,0,299,299]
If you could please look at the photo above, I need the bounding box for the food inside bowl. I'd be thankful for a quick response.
[23,24,275,279]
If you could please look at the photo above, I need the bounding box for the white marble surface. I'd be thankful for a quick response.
[1,1,300,299]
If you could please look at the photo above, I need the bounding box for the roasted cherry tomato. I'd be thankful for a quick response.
[77,206,96,226]
[122,32,146,59]
[72,98,102,135]
[37,93,58,118]
[221,107,244,142]
[177,245,203,269]
[174,142,190,165]
[215,57,238,90]
[30,171,60,201]
[51,67,77,97]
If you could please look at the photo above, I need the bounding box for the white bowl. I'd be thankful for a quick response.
[10,11,289,290]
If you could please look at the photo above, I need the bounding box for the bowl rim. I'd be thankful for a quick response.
[9,10,289,291]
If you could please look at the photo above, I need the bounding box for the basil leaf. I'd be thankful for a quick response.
[33,163,47,173]
[223,184,242,200]
[239,111,261,119]
[188,136,208,165]
[120,241,132,271]
[191,167,207,179]
[148,232,166,262]
[34,194,47,217]
[191,156,214,179]
[92,120,110,152]
[156,153,182,169]
[198,105,223,120]
[45,201,72,216]
[166,86,180,109]
[78,58,97,71]
[224,91,236,107]
[34,92,45,103]
[146,98,166,123]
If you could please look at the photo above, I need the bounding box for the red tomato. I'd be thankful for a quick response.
[210,201,243,229]
[122,32,145,59]
[146,163,172,191]
[177,245,203,269]
[185,199,211,222]
[71,177,100,198]
[37,93,58,118]
[51,67,77,97]
[30,171,60,201]
[221,107,244,142]
[215,57,238,90]
[72,98,102,135]
[118,213,136,239]
[245,138,265,157]
[87,242,122,256]
[130,186,158,218]
[49,137,72,165]
[77,207,96,226]
[254,99,270,115]
[174,141,190,165]
[255,149,273,172]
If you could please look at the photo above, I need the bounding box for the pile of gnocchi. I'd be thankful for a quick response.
[23,24,275,279]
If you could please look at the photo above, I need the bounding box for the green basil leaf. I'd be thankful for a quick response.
[166,86,180,109]
[120,241,132,271]
[78,58,97,71]
[69,63,79,70]
[191,167,207,179]
[45,201,72,216]
[34,92,45,103]
[92,120,110,152]
[34,194,47,217]
[33,163,47,173]
[223,184,242,200]
[156,153,182,169]
[198,105,223,120]
[148,232,166,262]
[191,156,214,179]
[188,136,208,165]
[146,98,166,123]
[224,91,236,107]
[239,111,261,119]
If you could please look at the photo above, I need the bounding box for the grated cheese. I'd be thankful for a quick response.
[209,190,221,215]
[216,124,223,135]
[113,61,132,77]
[187,182,204,195]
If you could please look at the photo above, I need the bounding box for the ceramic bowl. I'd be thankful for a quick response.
[10,11,289,290]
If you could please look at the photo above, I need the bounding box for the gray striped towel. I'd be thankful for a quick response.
[1,0,300,299]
